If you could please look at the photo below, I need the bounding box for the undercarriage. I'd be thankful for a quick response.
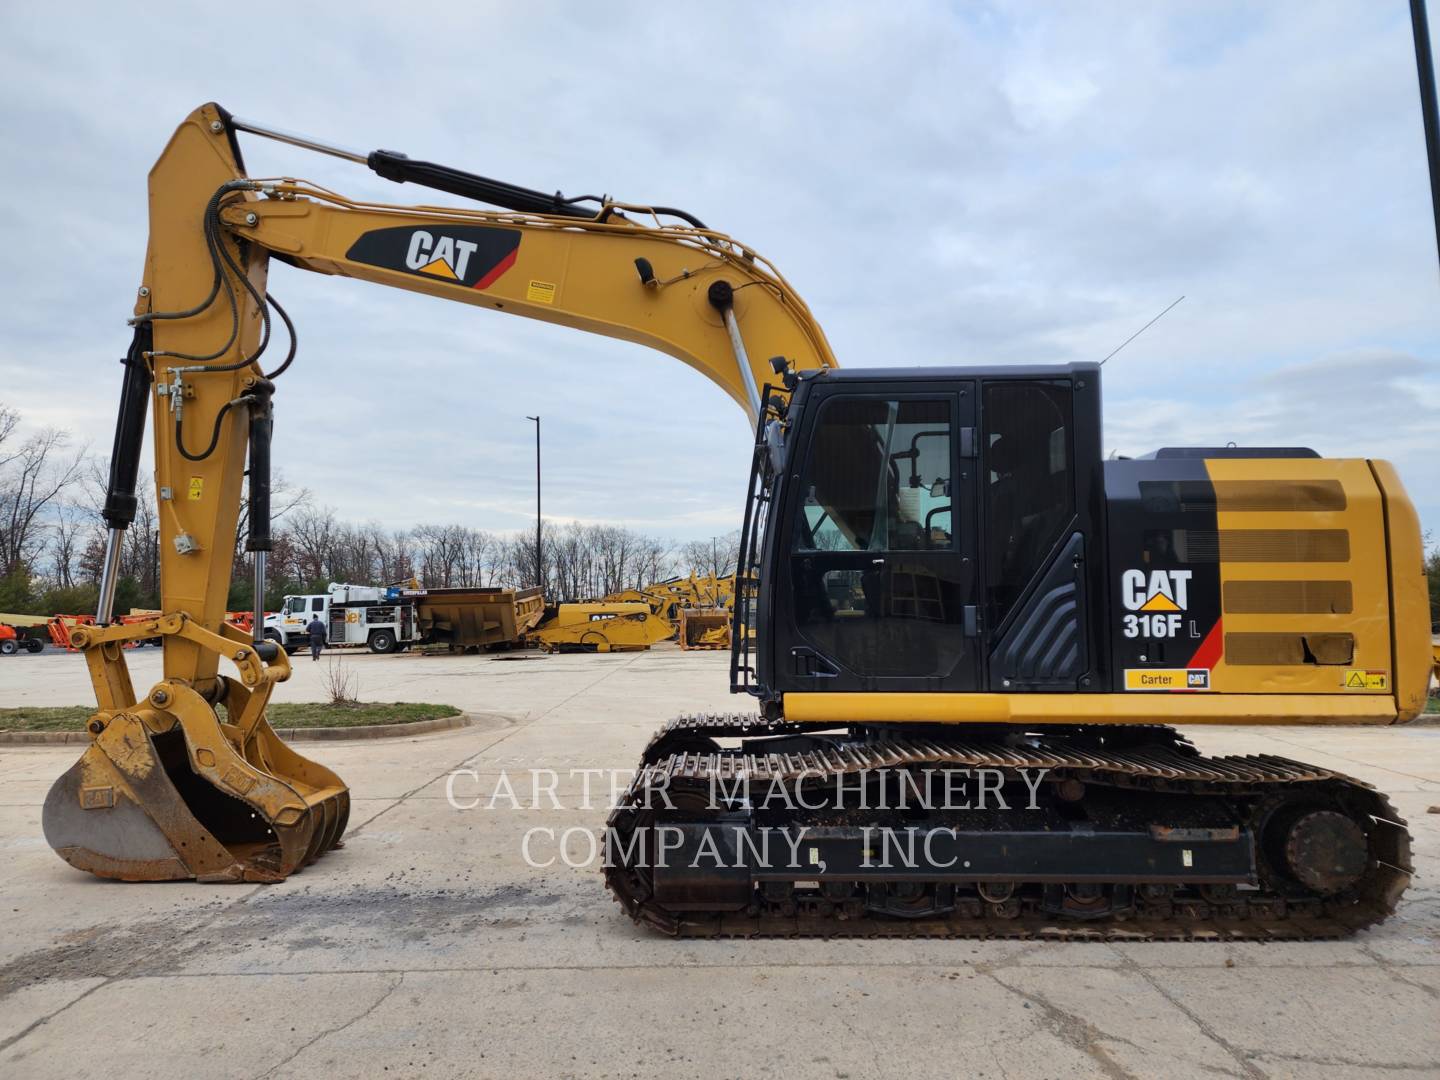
[603,715,1412,939]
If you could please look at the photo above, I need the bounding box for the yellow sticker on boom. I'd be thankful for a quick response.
[526,280,557,304]
[187,476,204,501]
[1342,669,1388,691]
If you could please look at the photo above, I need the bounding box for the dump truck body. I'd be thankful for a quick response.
[416,586,545,651]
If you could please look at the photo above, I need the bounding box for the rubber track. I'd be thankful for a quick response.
[604,714,1413,940]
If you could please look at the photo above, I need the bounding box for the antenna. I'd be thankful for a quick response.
[1099,295,1185,366]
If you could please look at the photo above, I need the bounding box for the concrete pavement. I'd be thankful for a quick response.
[1,646,1437,1078]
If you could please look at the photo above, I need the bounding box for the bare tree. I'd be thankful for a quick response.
[414,523,470,588]
[374,526,416,585]
[234,471,311,577]
[285,504,342,584]
[678,530,741,580]
[630,535,674,590]
[461,527,502,586]
[119,477,160,604]
[0,410,85,574]
[49,503,87,588]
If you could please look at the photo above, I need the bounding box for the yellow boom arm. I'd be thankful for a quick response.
[42,103,834,884]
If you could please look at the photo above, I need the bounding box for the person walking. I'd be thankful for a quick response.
[305,614,327,661]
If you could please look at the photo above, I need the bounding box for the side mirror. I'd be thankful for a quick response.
[764,418,787,474]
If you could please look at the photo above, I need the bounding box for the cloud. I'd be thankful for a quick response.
[1106,348,1440,531]
[0,0,1436,544]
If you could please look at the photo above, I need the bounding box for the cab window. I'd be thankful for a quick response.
[982,382,1074,623]
[793,398,953,553]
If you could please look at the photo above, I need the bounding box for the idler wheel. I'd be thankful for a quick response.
[1285,810,1368,894]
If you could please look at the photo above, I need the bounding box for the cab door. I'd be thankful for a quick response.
[775,383,980,692]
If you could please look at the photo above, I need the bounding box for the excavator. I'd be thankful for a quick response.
[42,103,1432,939]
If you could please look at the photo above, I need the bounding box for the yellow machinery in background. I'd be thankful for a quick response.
[678,607,731,650]
[532,602,672,653]
[604,574,739,648]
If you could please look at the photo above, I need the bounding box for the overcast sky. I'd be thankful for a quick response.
[1,1,1437,545]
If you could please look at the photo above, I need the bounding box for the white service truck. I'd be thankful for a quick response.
[262,583,419,654]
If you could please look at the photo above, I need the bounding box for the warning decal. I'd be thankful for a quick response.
[187,476,204,501]
[1342,670,1388,691]
[526,280,557,304]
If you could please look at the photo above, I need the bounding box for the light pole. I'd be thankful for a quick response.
[1412,0,1440,277]
[525,415,542,592]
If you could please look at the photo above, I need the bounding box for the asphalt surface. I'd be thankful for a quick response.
[1,645,1437,1079]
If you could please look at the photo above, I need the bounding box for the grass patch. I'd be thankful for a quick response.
[1427,694,1439,715]
[0,702,461,732]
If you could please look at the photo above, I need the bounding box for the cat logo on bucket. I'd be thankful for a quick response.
[1120,569,1191,639]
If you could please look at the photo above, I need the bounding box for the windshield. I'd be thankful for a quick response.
[286,597,307,615]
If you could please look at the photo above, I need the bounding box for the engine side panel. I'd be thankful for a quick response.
[1104,456,1395,700]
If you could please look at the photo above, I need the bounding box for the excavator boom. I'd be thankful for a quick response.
[43,103,834,885]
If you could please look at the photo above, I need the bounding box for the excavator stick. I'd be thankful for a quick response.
[40,109,355,885]
[42,617,349,882]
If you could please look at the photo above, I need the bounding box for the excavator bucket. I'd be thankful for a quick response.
[43,684,348,883]
[678,607,732,650]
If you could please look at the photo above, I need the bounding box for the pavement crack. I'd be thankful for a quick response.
[0,979,106,1055]
[1109,946,1265,1079]
[1359,944,1440,1000]
[253,971,404,1079]
[986,972,1137,1080]
[0,885,269,1053]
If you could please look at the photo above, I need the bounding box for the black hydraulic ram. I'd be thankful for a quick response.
[223,112,708,228]
[245,379,277,657]
[96,325,154,624]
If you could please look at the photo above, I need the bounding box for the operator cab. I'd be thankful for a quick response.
[736,362,1105,701]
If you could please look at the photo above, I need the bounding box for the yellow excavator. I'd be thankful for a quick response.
[532,601,673,653]
[43,104,1431,938]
